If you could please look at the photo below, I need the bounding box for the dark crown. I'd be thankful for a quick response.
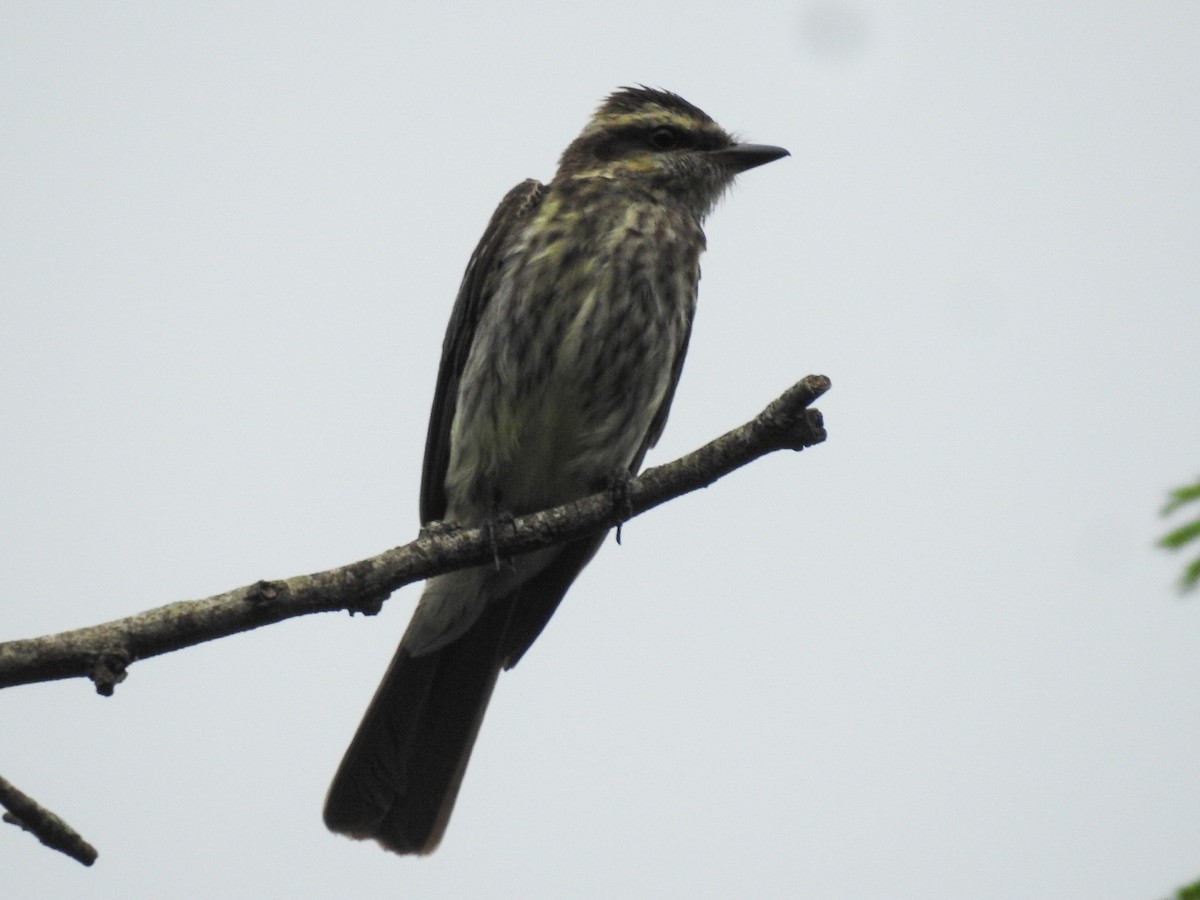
[595,86,715,125]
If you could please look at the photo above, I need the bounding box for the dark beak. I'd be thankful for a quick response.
[709,142,790,173]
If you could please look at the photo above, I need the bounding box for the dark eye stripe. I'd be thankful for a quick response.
[590,124,729,161]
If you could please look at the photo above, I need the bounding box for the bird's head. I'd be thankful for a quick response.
[555,86,788,218]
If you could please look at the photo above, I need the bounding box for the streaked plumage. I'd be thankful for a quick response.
[324,86,788,854]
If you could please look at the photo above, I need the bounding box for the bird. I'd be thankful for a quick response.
[323,86,788,854]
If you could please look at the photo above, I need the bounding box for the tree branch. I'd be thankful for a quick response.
[0,774,98,866]
[0,375,829,694]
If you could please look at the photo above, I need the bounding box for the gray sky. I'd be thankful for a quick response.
[3,3,1199,898]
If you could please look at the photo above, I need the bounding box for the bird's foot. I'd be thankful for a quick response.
[605,468,635,545]
[485,510,517,571]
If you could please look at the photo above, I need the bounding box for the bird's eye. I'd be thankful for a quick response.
[647,127,683,151]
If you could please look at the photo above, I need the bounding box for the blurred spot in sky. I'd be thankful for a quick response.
[799,2,872,61]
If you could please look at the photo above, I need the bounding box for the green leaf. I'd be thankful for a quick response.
[1159,479,1200,595]
[1162,479,1200,515]
[1160,519,1200,550]
[1181,556,1200,593]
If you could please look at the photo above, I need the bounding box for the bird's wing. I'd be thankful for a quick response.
[419,179,548,525]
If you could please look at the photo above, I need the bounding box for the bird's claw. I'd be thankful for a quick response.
[606,468,635,545]
[486,511,517,571]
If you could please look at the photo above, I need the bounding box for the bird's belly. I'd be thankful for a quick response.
[445,325,675,521]
[503,379,651,509]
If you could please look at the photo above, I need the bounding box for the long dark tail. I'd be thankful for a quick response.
[323,534,606,854]
[322,592,515,854]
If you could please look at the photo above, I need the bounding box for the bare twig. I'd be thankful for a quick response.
[0,376,828,693]
[0,774,98,867]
